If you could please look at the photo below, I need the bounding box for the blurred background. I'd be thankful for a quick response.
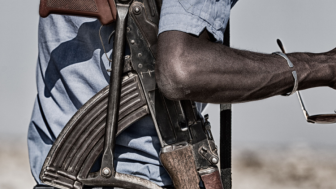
[1,0,336,188]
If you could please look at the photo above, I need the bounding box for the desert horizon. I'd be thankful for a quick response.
[1,137,336,189]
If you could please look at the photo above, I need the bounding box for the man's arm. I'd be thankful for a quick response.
[156,30,336,103]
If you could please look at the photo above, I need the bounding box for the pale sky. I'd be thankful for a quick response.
[1,0,336,148]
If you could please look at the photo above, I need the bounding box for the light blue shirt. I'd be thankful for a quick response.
[28,0,237,186]
[160,0,237,42]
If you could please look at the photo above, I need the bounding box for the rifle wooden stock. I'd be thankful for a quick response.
[199,168,224,189]
[160,144,200,189]
[39,0,117,25]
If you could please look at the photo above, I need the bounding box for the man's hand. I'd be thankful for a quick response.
[156,30,335,103]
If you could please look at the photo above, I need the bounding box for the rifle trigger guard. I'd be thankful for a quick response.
[99,25,114,63]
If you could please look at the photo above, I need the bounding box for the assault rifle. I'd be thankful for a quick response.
[38,0,232,189]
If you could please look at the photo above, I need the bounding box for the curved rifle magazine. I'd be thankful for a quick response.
[39,73,152,189]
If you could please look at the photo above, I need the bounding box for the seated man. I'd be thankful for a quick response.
[30,0,336,188]
[29,0,238,188]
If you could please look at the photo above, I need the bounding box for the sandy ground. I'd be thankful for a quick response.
[1,140,336,189]
[0,139,36,189]
[233,144,336,189]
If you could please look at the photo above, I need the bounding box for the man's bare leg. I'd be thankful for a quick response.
[156,30,336,103]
